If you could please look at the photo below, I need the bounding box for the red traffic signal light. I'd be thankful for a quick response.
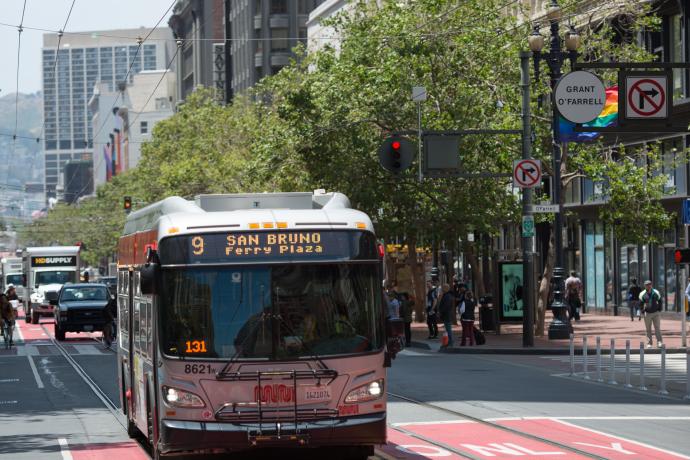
[674,248,690,264]
[124,196,132,212]
[378,136,413,173]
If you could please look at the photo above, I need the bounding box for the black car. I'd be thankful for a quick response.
[54,283,114,341]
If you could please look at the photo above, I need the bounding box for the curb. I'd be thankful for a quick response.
[407,341,432,350]
[437,347,687,355]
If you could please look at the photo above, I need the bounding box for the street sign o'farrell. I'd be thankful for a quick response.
[554,71,606,124]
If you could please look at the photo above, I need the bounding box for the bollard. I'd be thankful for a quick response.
[659,344,669,395]
[569,334,575,376]
[624,339,633,388]
[608,338,617,385]
[685,347,690,401]
[583,336,590,380]
[596,336,603,382]
[639,342,647,391]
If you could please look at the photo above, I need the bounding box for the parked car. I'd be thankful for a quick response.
[54,283,114,341]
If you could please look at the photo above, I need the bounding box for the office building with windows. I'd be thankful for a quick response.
[168,0,323,103]
[41,27,174,198]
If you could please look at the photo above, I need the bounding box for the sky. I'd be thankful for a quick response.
[0,0,175,96]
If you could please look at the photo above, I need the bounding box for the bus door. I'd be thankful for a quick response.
[118,269,135,421]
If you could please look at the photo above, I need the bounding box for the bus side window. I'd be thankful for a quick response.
[119,297,129,350]
[134,301,141,352]
[146,302,152,357]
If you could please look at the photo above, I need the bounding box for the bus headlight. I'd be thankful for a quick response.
[344,379,384,404]
[162,385,205,408]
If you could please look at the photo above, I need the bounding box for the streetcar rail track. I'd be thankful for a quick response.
[40,324,124,426]
[387,391,608,460]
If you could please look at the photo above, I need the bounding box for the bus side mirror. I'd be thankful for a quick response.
[140,263,160,295]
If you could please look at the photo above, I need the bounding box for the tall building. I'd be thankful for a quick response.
[89,70,176,188]
[226,0,323,96]
[41,27,174,198]
[168,0,225,102]
[168,0,323,102]
[62,160,94,204]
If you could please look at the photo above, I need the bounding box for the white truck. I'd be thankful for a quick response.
[22,246,81,324]
[1,256,25,298]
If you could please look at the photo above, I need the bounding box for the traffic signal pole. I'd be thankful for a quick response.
[520,51,534,347]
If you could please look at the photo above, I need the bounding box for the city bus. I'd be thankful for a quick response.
[117,192,401,459]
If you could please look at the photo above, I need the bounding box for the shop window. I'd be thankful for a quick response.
[669,14,684,99]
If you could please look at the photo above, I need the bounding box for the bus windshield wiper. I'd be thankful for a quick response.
[216,310,269,379]
[275,313,335,376]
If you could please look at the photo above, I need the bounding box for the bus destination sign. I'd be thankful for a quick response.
[159,230,377,265]
[31,256,77,267]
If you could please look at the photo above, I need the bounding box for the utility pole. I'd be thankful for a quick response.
[520,51,534,347]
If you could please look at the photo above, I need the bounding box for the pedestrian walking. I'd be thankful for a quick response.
[628,278,642,322]
[639,280,663,348]
[564,271,583,321]
[426,280,439,339]
[460,290,477,346]
[437,284,455,348]
[399,292,413,347]
[386,284,400,320]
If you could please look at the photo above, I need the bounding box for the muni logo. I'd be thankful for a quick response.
[254,384,295,404]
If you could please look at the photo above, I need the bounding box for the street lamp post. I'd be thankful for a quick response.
[528,0,580,339]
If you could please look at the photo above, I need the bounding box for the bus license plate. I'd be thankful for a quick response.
[83,325,93,332]
[303,386,331,402]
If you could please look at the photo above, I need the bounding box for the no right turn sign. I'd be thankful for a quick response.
[624,74,670,120]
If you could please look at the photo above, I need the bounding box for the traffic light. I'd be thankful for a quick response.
[124,196,132,213]
[378,136,413,173]
[674,248,690,264]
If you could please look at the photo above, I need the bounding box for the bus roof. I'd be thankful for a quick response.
[123,191,374,238]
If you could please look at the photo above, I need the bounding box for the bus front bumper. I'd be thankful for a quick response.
[159,412,386,454]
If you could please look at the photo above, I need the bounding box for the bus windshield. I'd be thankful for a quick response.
[160,264,383,360]
[36,270,76,285]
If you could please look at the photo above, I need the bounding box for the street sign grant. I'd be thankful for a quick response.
[513,159,541,188]
[554,71,606,124]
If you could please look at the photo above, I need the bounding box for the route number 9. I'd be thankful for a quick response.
[192,236,204,255]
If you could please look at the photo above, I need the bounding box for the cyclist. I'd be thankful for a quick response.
[0,290,16,346]
[5,284,18,301]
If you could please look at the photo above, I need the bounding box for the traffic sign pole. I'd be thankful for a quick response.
[520,52,534,348]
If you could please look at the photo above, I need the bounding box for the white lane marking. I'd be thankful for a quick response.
[0,400,18,404]
[27,355,45,389]
[15,321,24,342]
[392,419,473,427]
[396,444,453,456]
[58,438,74,460]
[486,416,690,421]
[551,418,690,459]
[0,378,19,383]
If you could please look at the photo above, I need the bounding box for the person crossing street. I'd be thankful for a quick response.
[639,280,663,349]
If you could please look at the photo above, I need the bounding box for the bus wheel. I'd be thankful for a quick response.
[31,311,39,324]
[336,446,373,460]
[25,309,32,324]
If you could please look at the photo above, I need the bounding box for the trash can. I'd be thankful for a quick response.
[479,295,494,332]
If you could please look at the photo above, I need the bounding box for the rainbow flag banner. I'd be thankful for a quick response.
[559,86,618,142]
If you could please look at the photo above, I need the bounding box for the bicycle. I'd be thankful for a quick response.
[2,319,14,349]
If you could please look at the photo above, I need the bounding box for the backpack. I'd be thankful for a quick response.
[473,327,486,345]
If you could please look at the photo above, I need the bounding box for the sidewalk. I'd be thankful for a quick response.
[410,311,690,354]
